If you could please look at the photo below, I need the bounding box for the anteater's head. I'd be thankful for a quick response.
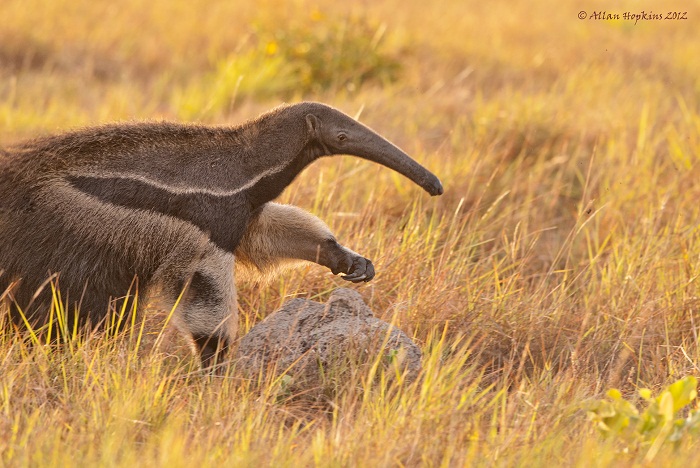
[301,102,443,196]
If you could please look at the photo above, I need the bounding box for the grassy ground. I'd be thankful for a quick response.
[2,0,700,465]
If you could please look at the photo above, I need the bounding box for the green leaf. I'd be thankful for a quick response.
[603,413,631,434]
[638,411,661,434]
[663,376,698,413]
[589,376,700,448]
[659,391,674,421]
[589,402,616,419]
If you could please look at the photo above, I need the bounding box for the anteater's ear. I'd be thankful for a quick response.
[305,114,320,139]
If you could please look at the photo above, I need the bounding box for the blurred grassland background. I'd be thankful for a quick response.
[2,0,700,465]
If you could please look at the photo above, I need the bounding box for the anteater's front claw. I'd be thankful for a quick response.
[341,257,375,283]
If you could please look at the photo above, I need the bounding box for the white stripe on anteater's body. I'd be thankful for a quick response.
[66,158,293,197]
[0,101,443,369]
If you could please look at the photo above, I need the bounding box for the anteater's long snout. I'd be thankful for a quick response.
[350,127,443,196]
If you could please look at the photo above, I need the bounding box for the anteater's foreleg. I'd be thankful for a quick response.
[235,202,374,283]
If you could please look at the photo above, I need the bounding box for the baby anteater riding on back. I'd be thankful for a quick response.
[0,102,443,368]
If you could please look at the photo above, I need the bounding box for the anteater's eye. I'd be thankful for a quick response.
[337,133,347,142]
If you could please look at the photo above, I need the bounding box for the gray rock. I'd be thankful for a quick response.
[235,288,421,387]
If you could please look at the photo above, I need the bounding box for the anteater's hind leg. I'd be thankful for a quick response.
[235,202,375,283]
[153,243,238,370]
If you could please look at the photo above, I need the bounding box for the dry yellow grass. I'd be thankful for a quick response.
[2,0,700,465]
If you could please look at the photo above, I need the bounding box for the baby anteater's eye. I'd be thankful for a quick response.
[337,132,347,142]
